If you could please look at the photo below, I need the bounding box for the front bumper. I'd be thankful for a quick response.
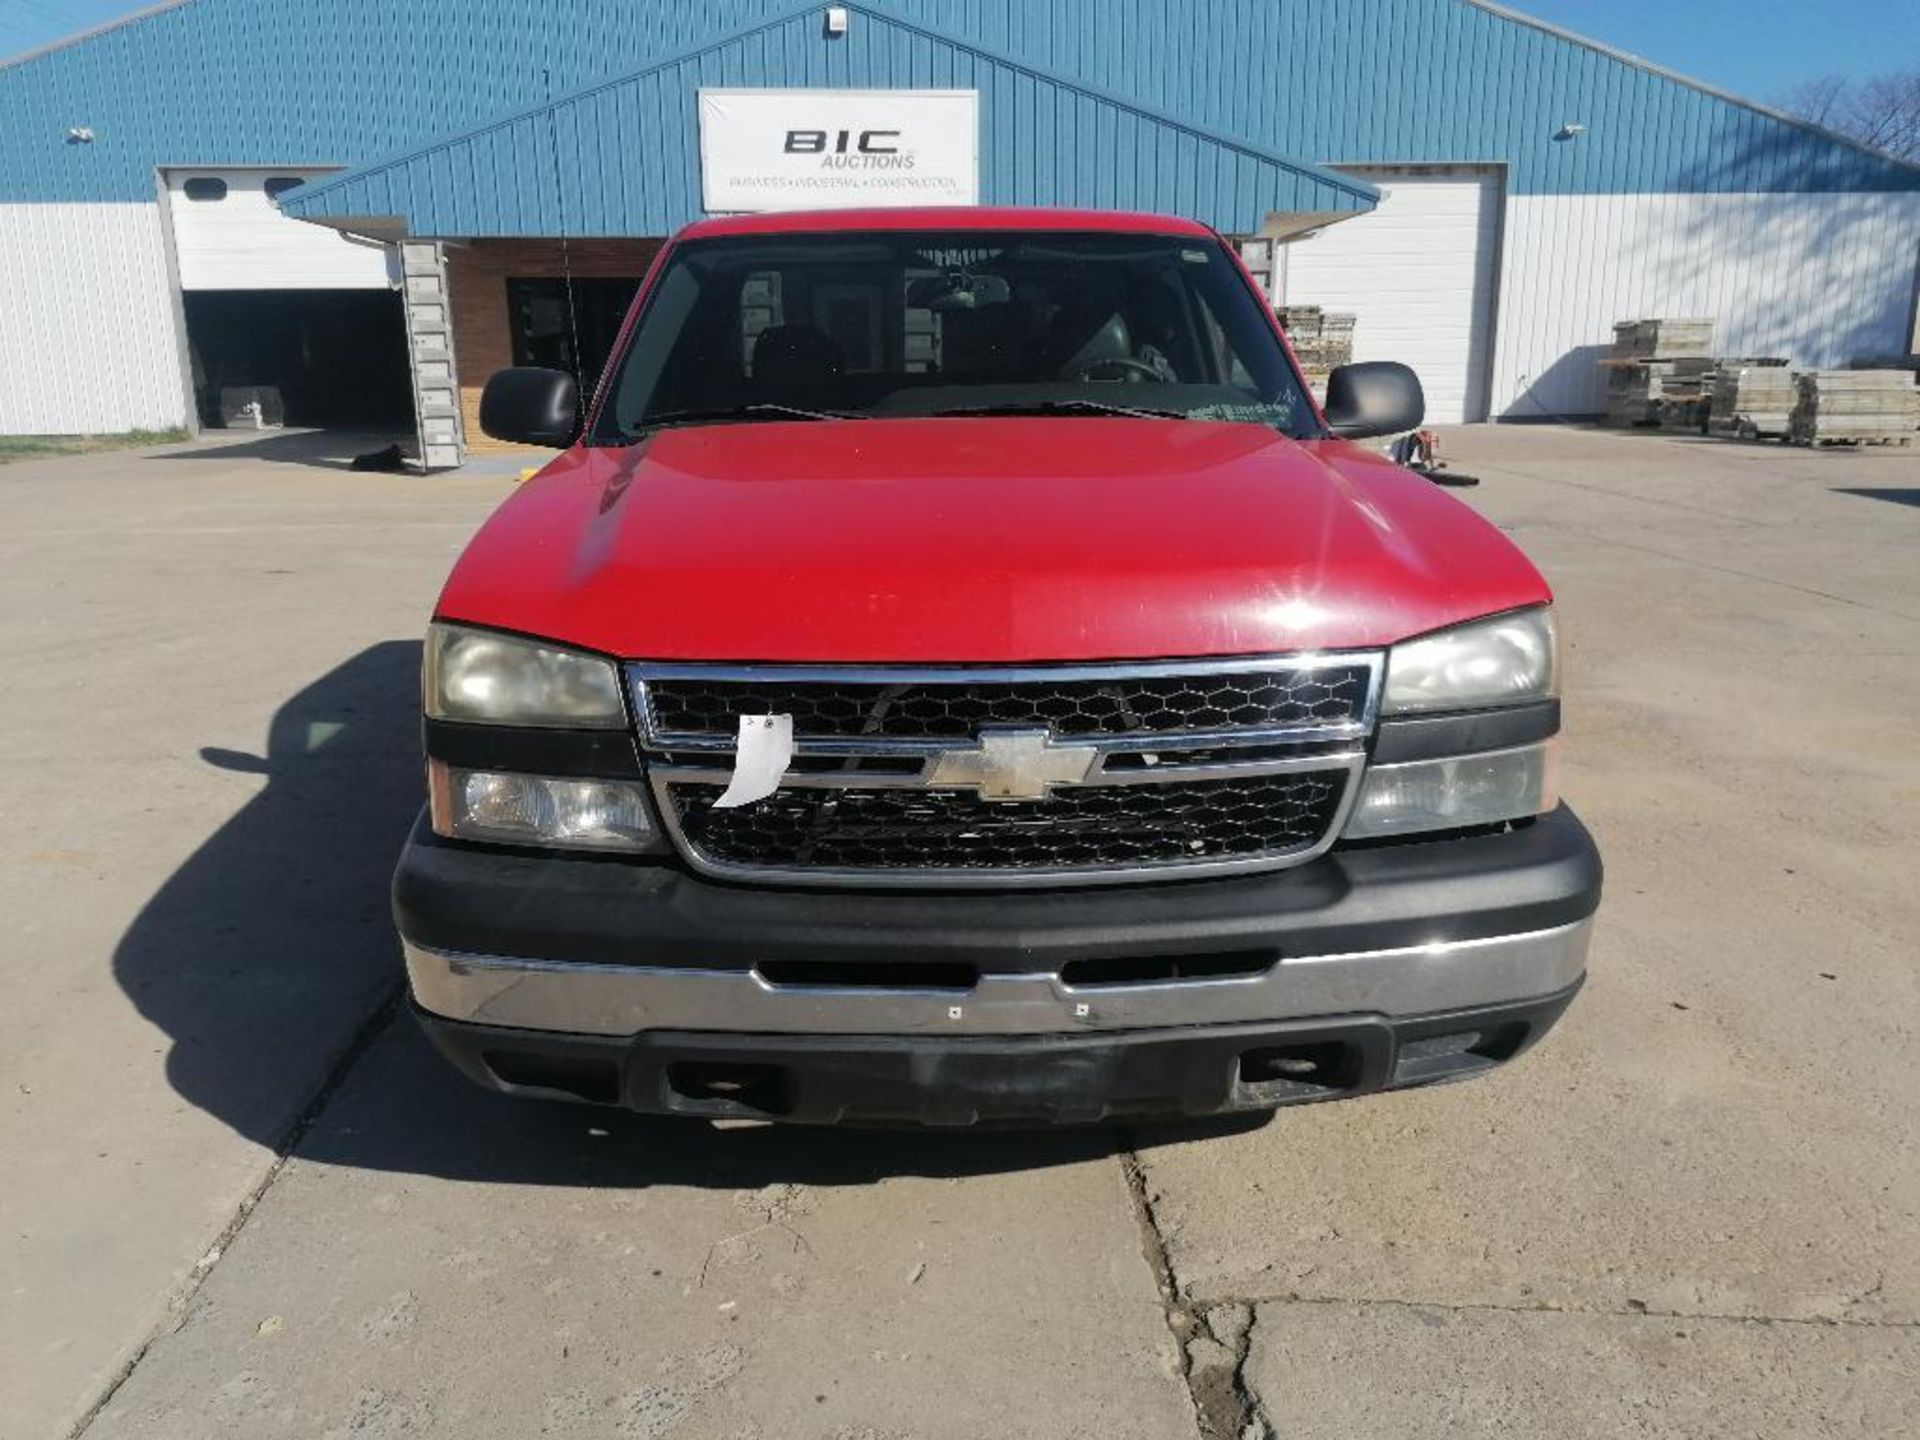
[416,981,1582,1124]
[394,804,1600,1123]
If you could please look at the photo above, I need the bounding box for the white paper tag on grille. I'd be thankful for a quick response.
[710,714,793,809]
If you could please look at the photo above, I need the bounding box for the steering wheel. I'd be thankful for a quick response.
[1073,357,1165,383]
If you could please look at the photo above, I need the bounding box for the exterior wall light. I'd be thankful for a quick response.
[825,6,850,36]
[66,126,95,144]
[1553,123,1586,141]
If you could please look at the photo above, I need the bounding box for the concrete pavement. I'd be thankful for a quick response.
[1136,425,1920,1434]
[3,424,1916,1438]
[1,431,507,1437]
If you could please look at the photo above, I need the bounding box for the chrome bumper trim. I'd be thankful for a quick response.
[405,918,1592,1038]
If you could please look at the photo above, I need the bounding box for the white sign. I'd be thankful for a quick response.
[698,89,979,212]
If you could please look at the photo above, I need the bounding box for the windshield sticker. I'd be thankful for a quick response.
[1189,402,1293,425]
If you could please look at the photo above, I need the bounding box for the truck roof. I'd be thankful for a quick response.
[675,206,1218,240]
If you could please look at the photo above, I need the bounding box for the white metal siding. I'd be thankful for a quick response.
[1282,170,1502,423]
[163,168,396,291]
[1494,192,1920,417]
[0,203,188,435]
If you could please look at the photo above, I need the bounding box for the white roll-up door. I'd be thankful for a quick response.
[164,168,396,291]
[1282,168,1502,424]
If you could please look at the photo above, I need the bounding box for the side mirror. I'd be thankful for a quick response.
[1323,361,1424,440]
[479,367,580,447]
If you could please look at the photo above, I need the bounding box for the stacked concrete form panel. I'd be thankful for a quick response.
[1603,318,1720,429]
[1708,363,1798,438]
[1277,304,1357,399]
[1789,371,1920,445]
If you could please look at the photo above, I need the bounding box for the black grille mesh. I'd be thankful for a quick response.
[645,666,1370,741]
[666,771,1347,872]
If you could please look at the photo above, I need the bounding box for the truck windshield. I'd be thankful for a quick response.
[593,230,1316,441]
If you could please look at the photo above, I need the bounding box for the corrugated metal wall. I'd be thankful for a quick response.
[6,0,1915,205]
[1493,191,1920,416]
[882,0,1920,195]
[5,0,1918,434]
[281,7,1374,237]
[0,203,186,432]
[1,0,787,203]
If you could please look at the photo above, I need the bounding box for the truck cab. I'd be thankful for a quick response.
[396,207,1600,1124]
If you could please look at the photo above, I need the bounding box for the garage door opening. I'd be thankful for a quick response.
[183,289,413,429]
[1279,166,1503,424]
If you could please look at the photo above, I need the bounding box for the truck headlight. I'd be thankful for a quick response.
[1383,607,1557,714]
[428,760,662,852]
[1343,741,1559,839]
[424,623,625,728]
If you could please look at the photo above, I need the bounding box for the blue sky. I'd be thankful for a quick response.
[1512,0,1917,100]
[2,0,1915,103]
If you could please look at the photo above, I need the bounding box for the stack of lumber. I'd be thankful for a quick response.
[1708,362,1796,438]
[1613,317,1716,359]
[1601,318,1718,427]
[1605,357,1714,427]
[1789,371,1920,445]
[1279,305,1357,374]
[1656,358,1718,432]
[1604,362,1662,425]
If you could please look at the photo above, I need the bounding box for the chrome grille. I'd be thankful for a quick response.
[665,771,1349,873]
[640,660,1373,744]
[630,657,1382,887]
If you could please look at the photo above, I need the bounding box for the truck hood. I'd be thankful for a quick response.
[437,418,1550,661]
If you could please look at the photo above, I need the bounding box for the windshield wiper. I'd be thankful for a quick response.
[929,400,1186,421]
[612,403,866,440]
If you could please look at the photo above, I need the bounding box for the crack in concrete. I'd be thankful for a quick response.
[1120,1147,1273,1440]
[1119,1136,1911,1440]
[1186,1302,1274,1440]
[1188,1289,1920,1332]
[64,982,406,1439]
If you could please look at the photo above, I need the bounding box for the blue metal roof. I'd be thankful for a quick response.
[905,0,1920,196]
[277,2,1378,237]
[3,0,1916,209]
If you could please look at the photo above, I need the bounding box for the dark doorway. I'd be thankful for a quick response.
[183,289,413,429]
[506,276,643,397]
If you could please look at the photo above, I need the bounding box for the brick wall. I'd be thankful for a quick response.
[446,238,661,452]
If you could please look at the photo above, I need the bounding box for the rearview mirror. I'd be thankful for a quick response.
[906,271,1012,312]
[1323,361,1424,440]
[479,367,580,447]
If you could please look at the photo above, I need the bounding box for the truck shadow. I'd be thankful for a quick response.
[115,644,1261,1190]
[112,642,423,1149]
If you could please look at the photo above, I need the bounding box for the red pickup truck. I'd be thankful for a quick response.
[397,207,1600,1125]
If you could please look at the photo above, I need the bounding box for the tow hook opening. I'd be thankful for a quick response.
[1237,1040,1362,1098]
[666,1061,792,1117]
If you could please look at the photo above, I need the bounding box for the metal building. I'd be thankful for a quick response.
[3,0,1916,453]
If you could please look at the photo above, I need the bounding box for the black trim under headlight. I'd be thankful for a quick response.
[1371,699,1559,765]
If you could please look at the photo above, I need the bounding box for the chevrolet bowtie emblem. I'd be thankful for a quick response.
[927,728,1100,802]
